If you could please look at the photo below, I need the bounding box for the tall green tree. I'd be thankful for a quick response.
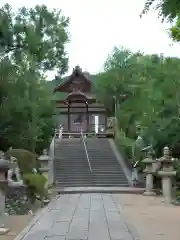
[0,4,70,74]
[95,46,180,156]
[141,0,180,42]
[141,0,180,21]
[0,4,70,153]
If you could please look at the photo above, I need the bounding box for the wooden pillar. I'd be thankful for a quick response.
[68,102,70,132]
[86,101,89,132]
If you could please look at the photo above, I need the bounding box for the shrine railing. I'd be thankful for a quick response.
[81,128,92,173]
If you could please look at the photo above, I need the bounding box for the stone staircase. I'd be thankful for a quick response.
[86,138,129,187]
[54,139,92,187]
[54,138,129,187]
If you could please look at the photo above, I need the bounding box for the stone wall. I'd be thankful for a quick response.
[5,186,30,215]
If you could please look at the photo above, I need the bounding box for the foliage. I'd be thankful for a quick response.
[0,4,69,74]
[95,46,180,160]
[115,130,134,167]
[8,149,37,174]
[141,0,180,42]
[23,173,47,203]
[173,159,180,186]
[0,4,70,153]
[141,0,180,21]
[170,16,180,41]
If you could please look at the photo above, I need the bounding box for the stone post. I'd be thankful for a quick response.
[0,155,9,234]
[142,150,156,196]
[158,146,176,204]
[38,149,50,187]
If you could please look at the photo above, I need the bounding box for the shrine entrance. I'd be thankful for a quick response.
[66,92,89,133]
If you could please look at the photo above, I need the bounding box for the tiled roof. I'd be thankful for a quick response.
[48,71,96,101]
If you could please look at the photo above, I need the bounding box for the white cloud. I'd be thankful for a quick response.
[1,0,180,78]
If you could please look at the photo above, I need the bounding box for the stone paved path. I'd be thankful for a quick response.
[19,194,136,240]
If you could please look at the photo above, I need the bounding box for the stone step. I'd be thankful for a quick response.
[54,138,129,188]
[56,183,129,187]
[55,171,122,175]
[55,168,124,172]
[56,177,128,182]
[55,174,90,176]
[55,162,121,166]
[55,167,122,171]
[55,164,90,167]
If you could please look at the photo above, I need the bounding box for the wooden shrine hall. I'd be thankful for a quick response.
[53,66,107,136]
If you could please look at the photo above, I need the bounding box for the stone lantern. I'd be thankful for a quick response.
[0,155,9,234]
[38,149,50,187]
[158,146,176,204]
[142,150,156,196]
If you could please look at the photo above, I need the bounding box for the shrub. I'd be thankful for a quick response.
[115,130,135,169]
[8,149,38,174]
[115,131,134,159]
[115,130,147,173]
[23,173,47,203]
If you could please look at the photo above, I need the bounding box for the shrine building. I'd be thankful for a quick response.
[53,66,107,136]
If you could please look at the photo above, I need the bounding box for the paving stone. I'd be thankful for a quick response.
[109,229,133,240]
[55,207,76,222]
[77,194,91,209]
[45,236,66,240]
[67,214,89,238]
[111,234,133,240]
[29,212,55,234]
[22,230,47,240]
[18,194,137,240]
[46,221,70,237]
[102,194,118,212]
[67,230,88,240]
[89,207,110,240]
[106,211,128,229]
[90,197,104,211]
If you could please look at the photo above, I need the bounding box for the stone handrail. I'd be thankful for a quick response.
[80,129,92,173]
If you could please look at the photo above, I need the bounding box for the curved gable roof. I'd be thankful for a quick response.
[53,66,94,92]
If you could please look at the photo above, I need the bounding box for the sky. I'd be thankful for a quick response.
[1,0,180,78]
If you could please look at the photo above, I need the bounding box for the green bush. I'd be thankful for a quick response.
[115,131,135,169]
[115,130,147,173]
[23,173,47,203]
[115,131,134,159]
[8,149,38,174]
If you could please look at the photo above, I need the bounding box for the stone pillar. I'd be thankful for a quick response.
[158,146,176,204]
[142,151,156,196]
[0,156,9,234]
[38,149,50,187]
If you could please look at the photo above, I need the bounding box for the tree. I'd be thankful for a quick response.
[0,4,70,153]
[0,4,70,75]
[141,0,180,21]
[95,46,180,156]
[141,0,180,42]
